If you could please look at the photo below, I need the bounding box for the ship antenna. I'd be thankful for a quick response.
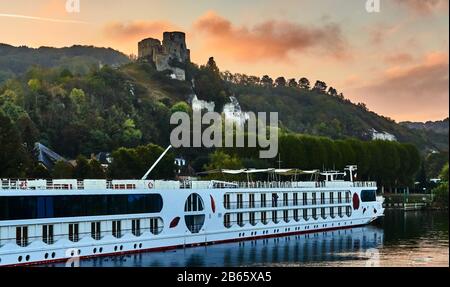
[141,145,173,180]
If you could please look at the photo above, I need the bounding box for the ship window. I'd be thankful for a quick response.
[112,220,121,238]
[330,207,335,218]
[132,219,141,236]
[43,224,54,245]
[293,193,298,206]
[69,223,79,242]
[261,211,268,224]
[320,193,325,205]
[303,193,308,205]
[293,209,299,221]
[303,209,309,221]
[312,208,318,220]
[236,194,244,209]
[283,193,288,207]
[224,213,231,228]
[224,194,230,209]
[150,217,163,235]
[91,221,101,240]
[361,190,376,202]
[0,194,163,221]
[283,210,289,223]
[185,215,205,233]
[330,192,334,204]
[346,206,352,217]
[185,193,204,212]
[272,193,278,207]
[272,210,278,223]
[321,207,326,219]
[338,206,343,218]
[249,194,255,208]
[345,192,350,203]
[16,226,28,247]
[338,192,342,203]
[312,193,317,205]
[260,194,267,208]
[249,212,256,226]
[237,213,244,227]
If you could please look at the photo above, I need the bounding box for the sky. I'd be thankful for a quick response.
[0,0,448,122]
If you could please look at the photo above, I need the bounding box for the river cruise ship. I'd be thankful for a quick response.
[0,164,384,266]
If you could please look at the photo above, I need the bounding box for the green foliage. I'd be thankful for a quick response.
[170,101,192,114]
[432,162,449,208]
[0,44,130,84]
[51,160,74,179]
[108,143,175,179]
[73,155,106,179]
[0,112,30,177]
[193,57,229,111]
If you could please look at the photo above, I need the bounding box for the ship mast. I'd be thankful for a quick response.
[141,145,173,180]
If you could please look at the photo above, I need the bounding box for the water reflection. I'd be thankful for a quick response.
[44,210,448,267]
[46,226,383,267]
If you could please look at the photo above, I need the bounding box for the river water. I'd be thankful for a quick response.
[47,210,449,267]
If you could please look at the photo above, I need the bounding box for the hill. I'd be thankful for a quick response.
[401,118,449,134]
[231,84,448,153]
[0,44,130,84]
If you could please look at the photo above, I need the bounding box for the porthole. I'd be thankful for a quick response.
[114,246,118,251]
[119,245,123,251]
[139,243,142,248]
[51,252,56,258]
[45,253,49,259]
[78,249,81,255]
[99,247,103,253]
[18,256,23,262]
[93,248,97,254]
[26,255,30,261]
[134,244,137,249]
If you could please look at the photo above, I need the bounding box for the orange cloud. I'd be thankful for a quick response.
[384,53,414,65]
[393,0,449,15]
[193,11,349,63]
[103,20,175,43]
[352,51,449,121]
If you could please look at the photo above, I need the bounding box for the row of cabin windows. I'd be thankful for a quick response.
[223,206,353,228]
[14,218,163,247]
[224,192,351,209]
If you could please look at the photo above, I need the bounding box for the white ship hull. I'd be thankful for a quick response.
[0,180,384,266]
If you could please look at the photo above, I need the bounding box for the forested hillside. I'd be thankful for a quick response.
[0,44,130,84]
[0,52,443,190]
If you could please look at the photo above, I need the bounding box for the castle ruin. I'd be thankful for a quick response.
[138,32,190,81]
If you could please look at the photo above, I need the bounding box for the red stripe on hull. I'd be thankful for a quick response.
[2,223,366,267]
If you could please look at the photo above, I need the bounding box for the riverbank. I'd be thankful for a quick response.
[382,193,448,211]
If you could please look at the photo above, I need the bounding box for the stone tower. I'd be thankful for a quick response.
[138,31,190,81]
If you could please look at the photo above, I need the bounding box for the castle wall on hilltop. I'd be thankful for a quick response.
[138,32,190,81]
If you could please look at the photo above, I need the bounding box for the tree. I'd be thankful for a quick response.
[88,159,106,179]
[170,101,191,115]
[288,78,298,88]
[327,87,338,97]
[275,77,286,87]
[313,80,327,93]
[298,77,310,89]
[432,162,449,208]
[51,160,74,179]
[0,112,30,177]
[261,75,273,88]
[108,144,174,179]
[206,57,220,75]
[73,155,90,179]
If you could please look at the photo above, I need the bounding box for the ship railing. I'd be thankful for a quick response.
[0,227,165,248]
[353,181,377,188]
[223,212,349,228]
[224,199,351,210]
